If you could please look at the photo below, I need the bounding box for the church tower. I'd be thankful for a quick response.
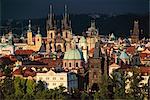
[27,20,33,45]
[62,5,72,42]
[88,41,102,91]
[46,5,56,53]
[131,20,140,44]
[1,34,6,43]
[35,27,42,51]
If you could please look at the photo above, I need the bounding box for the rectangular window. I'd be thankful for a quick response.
[60,77,64,80]
[53,77,56,80]
[53,83,56,86]
[46,77,49,80]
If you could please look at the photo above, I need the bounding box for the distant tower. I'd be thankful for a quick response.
[35,27,42,51]
[79,36,88,62]
[86,20,99,36]
[88,41,102,91]
[62,5,72,41]
[27,20,33,45]
[46,5,57,53]
[131,20,140,43]
[1,34,6,43]
[8,31,13,45]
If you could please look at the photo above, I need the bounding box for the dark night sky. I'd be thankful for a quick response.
[1,0,149,20]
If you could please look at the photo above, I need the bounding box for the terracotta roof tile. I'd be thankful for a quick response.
[15,50,35,55]
[126,46,135,55]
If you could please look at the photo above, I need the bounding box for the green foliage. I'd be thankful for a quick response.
[126,68,147,100]
[14,77,26,99]
[110,70,126,99]
[1,77,15,98]
[26,79,36,95]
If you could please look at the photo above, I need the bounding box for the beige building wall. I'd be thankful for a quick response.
[36,70,67,89]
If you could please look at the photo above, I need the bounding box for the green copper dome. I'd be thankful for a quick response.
[119,51,129,59]
[63,49,83,60]
[80,36,86,43]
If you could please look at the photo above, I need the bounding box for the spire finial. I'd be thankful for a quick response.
[37,27,40,34]
[65,4,67,17]
[50,4,52,15]
[28,20,31,32]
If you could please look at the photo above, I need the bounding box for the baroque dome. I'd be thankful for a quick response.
[63,49,83,60]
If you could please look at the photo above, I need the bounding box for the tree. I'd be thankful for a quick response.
[34,80,50,99]
[96,74,110,100]
[26,79,36,95]
[110,70,127,99]
[127,68,146,99]
[14,77,26,99]
[1,77,15,99]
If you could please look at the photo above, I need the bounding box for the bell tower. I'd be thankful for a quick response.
[35,27,42,51]
[131,20,140,44]
[88,41,102,91]
[46,5,56,53]
[27,20,33,45]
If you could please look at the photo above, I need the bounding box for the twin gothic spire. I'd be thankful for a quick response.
[46,4,71,31]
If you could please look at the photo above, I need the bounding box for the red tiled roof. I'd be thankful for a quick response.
[23,68,36,77]
[13,69,22,75]
[140,53,150,59]
[38,58,62,68]
[139,67,150,74]
[126,46,135,55]
[15,50,35,55]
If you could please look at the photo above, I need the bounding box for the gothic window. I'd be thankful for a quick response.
[69,63,71,67]
[51,33,53,38]
[66,32,68,38]
[76,63,78,67]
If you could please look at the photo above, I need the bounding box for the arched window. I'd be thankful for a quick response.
[66,32,68,38]
[69,63,71,67]
[76,63,78,67]
[65,62,67,67]
[51,33,53,38]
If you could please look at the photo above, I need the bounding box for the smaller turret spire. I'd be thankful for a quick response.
[28,20,31,32]
[91,20,95,28]
[37,27,40,34]
[65,4,67,18]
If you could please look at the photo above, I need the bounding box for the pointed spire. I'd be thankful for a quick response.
[28,20,31,32]
[91,20,95,28]
[65,4,67,18]
[49,4,53,29]
[133,20,139,35]
[37,27,40,34]
[62,4,71,30]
